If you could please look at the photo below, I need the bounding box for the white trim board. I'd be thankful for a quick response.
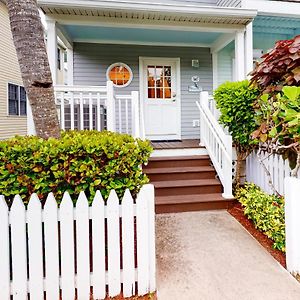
[241,0,300,18]
[151,148,208,157]
[74,39,211,48]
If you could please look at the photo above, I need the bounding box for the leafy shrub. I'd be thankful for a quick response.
[250,35,300,93]
[0,131,153,204]
[237,183,285,252]
[252,86,300,172]
[214,80,259,183]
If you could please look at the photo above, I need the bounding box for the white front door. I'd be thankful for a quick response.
[140,57,181,141]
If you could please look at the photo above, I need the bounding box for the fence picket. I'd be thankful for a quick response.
[44,193,60,300]
[122,190,135,297]
[107,190,121,297]
[91,191,106,299]
[146,185,156,292]
[76,192,90,300]
[1,185,155,298]
[0,196,10,300]
[136,187,150,295]
[10,195,27,300]
[27,194,44,300]
[60,192,75,300]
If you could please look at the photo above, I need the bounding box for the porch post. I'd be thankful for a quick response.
[245,22,253,77]
[106,81,116,132]
[46,20,58,85]
[212,52,218,90]
[67,47,74,85]
[234,30,245,81]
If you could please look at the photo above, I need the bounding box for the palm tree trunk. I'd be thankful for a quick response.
[6,0,60,139]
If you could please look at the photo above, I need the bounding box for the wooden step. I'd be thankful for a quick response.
[153,179,222,196]
[155,194,235,214]
[144,166,216,181]
[146,155,211,168]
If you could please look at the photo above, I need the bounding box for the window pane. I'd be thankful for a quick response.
[164,66,171,77]
[20,86,26,115]
[148,88,156,99]
[164,88,171,98]
[8,84,19,115]
[147,66,155,88]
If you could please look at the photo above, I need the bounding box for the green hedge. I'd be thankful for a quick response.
[0,131,152,204]
[237,183,285,252]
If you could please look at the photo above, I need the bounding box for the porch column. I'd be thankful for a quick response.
[245,22,253,77]
[67,47,74,85]
[46,19,58,85]
[212,52,218,90]
[234,30,245,81]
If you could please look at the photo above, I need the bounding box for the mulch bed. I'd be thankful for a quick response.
[228,203,286,268]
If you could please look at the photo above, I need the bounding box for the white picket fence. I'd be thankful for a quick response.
[246,150,298,196]
[0,184,156,300]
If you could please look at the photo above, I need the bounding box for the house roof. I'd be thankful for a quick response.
[38,0,257,26]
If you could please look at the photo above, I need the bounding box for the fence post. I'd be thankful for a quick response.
[199,91,209,147]
[131,91,140,138]
[106,81,115,132]
[222,135,233,199]
[285,176,300,274]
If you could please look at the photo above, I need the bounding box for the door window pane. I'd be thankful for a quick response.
[147,64,172,100]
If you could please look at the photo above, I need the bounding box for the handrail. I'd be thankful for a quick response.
[54,85,107,93]
[197,91,233,199]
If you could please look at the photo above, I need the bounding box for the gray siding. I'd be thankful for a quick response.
[217,0,241,7]
[73,43,213,139]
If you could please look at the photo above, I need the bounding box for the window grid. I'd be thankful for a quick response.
[8,83,27,116]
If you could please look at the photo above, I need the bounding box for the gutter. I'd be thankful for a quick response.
[38,0,257,19]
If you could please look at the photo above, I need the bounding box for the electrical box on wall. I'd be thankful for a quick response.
[192,59,199,68]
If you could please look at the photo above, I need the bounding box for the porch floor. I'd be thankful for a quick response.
[151,139,201,150]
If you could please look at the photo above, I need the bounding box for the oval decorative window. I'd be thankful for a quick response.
[106,63,133,88]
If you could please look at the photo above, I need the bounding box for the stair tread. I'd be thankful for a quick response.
[156,193,231,204]
[149,155,210,161]
[144,165,214,174]
[152,179,221,188]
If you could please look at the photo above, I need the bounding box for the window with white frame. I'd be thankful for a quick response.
[8,83,27,116]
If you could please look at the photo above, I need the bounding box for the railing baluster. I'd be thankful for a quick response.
[89,93,93,130]
[60,92,65,130]
[70,93,75,130]
[80,92,84,130]
[97,93,101,131]
[125,99,129,134]
[118,98,122,133]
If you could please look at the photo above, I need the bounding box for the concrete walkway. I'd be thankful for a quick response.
[156,211,300,300]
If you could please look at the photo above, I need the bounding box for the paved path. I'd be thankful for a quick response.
[156,211,300,300]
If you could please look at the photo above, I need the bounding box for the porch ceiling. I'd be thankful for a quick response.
[253,16,300,36]
[62,25,222,46]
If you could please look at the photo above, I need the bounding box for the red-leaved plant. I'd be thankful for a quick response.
[250,35,300,93]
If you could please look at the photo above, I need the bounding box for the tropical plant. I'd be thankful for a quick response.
[252,86,300,176]
[214,80,259,185]
[250,35,300,94]
[0,131,153,204]
[6,0,60,139]
[237,183,285,252]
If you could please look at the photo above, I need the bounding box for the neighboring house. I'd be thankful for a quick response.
[0,1,27,138]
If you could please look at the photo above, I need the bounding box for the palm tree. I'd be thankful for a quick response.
[6,0,60,139]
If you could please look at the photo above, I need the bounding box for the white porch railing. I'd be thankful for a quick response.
[197,91,233,199]
[54,81,144,139]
